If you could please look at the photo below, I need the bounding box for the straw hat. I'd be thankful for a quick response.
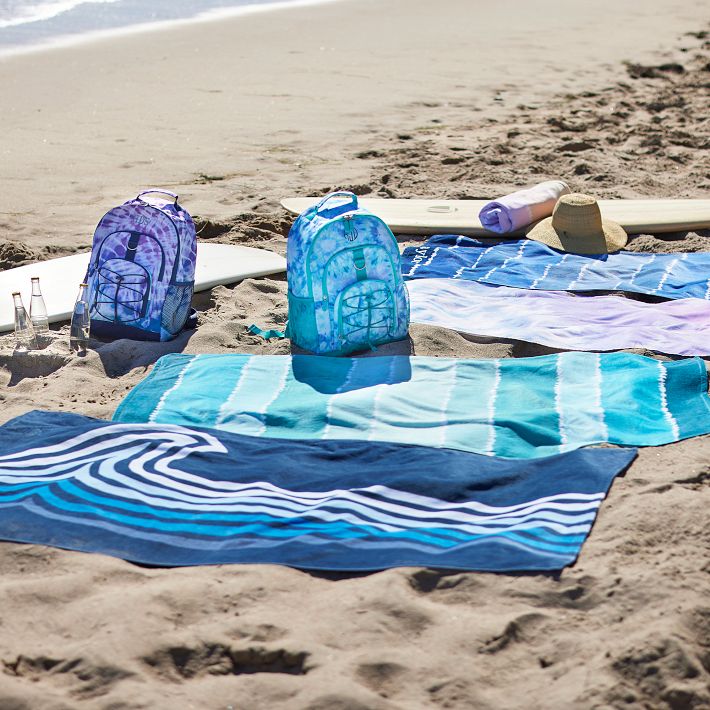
[526,193,628,254]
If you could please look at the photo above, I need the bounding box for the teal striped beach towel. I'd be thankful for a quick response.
[114,354,710,459]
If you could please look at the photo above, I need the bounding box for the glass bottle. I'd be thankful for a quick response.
[70,283,90,353]
[29,277,49,334]
[13,292,37,352]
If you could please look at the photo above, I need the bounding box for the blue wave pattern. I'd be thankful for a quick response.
[0,411,636,570]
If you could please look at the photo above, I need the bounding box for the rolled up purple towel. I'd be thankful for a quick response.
[479,180,571,234]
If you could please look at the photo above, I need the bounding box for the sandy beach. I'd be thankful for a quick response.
[0,0,709,707]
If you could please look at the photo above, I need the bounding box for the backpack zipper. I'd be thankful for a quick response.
[318,216,356,306]
[343,215,358,242]
[304,211,399,302]
[141,203,181,283]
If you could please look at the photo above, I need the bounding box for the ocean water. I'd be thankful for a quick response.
[0,0,324,54]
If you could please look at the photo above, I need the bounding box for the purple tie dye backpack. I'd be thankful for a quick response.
[85,190,197,342]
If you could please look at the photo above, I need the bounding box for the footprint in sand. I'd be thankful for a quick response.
[141,641,311,681]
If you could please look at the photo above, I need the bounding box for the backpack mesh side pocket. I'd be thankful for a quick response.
[287,291,318,353]
[161,283,194,335]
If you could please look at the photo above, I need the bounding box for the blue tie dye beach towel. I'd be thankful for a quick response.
[0,411,637,571]
[401,235,710,300]
[113,353,710,459]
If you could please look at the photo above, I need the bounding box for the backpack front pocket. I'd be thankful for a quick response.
[93,258,151,324]
[317,243,401,352]
[336,279,396,351]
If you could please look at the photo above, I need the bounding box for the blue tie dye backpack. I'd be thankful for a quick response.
[85,190,197,342]
[287,191,409,355]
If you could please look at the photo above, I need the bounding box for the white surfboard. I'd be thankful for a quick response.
[0,243,286,333]
[281,197,710,237]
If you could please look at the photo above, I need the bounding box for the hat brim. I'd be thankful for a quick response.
[525,217,628,254]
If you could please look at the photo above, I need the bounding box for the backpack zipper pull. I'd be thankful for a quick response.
[343,215,357,242]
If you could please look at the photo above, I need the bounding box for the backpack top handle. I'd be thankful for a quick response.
[314,191,358,219]
[137,189,180,207]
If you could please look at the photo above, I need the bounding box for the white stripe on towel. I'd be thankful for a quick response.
[484,360,502,456]
[593,354,609,442]
[657,361,680,440]
[437,359,459,447]
[482,241,528,281]
[555,353,608,452]
[555,356,568,447]
[406,246,441,277]
[567,261,593,290]
[625,253,655,289]
[322,359,358,437]
[368,358,399,442]
[252,358,292,436]
[148,356,198,423]
[215,356,258,426]
[651,254,686,295]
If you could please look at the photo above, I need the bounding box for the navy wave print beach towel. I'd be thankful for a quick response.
[0,411,636,572]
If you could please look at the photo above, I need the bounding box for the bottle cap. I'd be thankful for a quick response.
[11,291,20,296]
[80,282,88,287]
[31,276,39,281]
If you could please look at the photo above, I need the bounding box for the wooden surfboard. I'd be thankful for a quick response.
[281,197,710,237]
[0,242,286,333]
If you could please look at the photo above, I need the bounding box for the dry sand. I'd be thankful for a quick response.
[0,0,709,708]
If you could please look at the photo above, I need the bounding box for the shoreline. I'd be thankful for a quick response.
[0,0,347,59]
